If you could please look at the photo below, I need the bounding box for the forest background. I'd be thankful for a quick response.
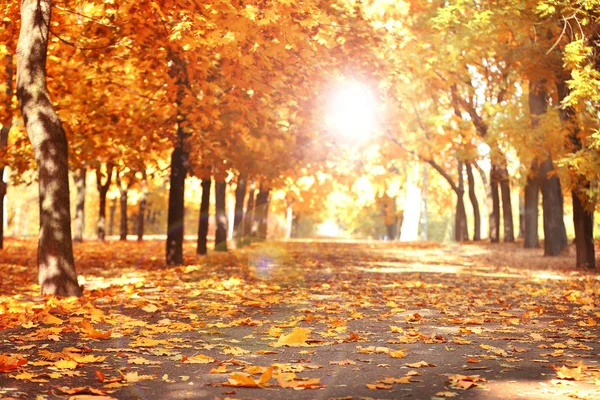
[1,0,600,277]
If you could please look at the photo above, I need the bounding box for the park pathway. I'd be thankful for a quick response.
[0,239,599,399]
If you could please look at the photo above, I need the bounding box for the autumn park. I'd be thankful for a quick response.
[1,0,600,399]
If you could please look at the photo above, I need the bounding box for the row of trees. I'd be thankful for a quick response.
[1,0,599,296]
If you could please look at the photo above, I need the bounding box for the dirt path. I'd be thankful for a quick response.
[0,239,598,399]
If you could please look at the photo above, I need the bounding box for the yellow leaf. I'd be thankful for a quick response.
[183,354,215,364]
[406,360,436,368]
[275,327,311,347]
[55,360,78,370]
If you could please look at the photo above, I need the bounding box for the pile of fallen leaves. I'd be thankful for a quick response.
[0,239,599,399]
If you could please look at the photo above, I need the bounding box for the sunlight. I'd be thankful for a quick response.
[326,80,377,141]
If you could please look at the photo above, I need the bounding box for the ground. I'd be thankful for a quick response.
[0,239,599,400]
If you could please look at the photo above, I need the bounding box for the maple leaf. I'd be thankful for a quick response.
[182,354,215,364]
[554,364,585,381]
[79,320,112,339]
[54,360,78,370]
[406,360,436,368]
[274,327,311,347]
[223,369,272,388]
[0,354,28,372]
[367,382,392,390]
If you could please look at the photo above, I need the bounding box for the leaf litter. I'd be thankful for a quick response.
[0,239,599,399]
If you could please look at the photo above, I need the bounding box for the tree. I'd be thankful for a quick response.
[116,168,134,241]
[96,164,113,241]
[16,0,81,296]
[72,168,86,242]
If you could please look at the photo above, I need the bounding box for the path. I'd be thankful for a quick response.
[0,239,598,399]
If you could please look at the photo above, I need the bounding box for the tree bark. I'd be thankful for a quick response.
[499,165,515,243]
[0,122,11,250]
[465,162,480,241]
[538,157,568,255]
[196,178,211,255]
[214,179,227,251]
[489,165,501,243]
[96,165,113,241]
[108,197,116,236]
[557,79,595,268]
[116,171,133,241]
[233,173,247,244]
[16,0,81,296]
[137,169,147,241]
[454,162,468,242]
[530,80,568,255]
[73,168,86,242]
[254,185,270,240]
[523,167,540,248]
[0,54,13,249]
[244,181,256,239]
[166,139,187,265]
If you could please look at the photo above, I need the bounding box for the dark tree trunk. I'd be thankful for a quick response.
[454,162,468,242]
[116,171,133,241]
[16,0,81,296]
[137,169,147,241]
[571,189,595,267]
[538,157,568,255]
[214,180,227,251]
[196,178,211,255]
[0,123,11,250]
[233,173,247,244]
[529,80,568,255]
[557,79,595,268]
[96,165,113,241]
[244,181,256,238]
[499,165,515,243]
[108,197,116,236]
[254,186,271,240]
[165,132,188,266]
[0,54,13,249]
[523,167,540,248]
[465,162,480,241]
[489,165,501,243]
[73,168,86,242]
[518,194,525,239]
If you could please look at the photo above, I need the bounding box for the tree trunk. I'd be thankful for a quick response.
[233,173,247,244]
[518,194,525,239]
[523,167,540,248]
[489,165,501,243]
[454,161,468,242]
[137,169,147,241]
[499,165,515,242]
[108,197,116,236]
[196,178,211,255]
[557,79,595,268]
[0,123,11,249]
[465,162,480,241]
[538,157,568,255]
[96,165,113,241]
[529,80,568,256]
[244,181,256,239]
[73,168,86,242]
[254,186,271,240]
[214,180,227,251]
[0,54,13,249]
[116,171,133,241]
[165,133,187,265]
[16,0,81,296]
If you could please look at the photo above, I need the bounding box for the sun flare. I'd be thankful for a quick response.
[326,80,378,141]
